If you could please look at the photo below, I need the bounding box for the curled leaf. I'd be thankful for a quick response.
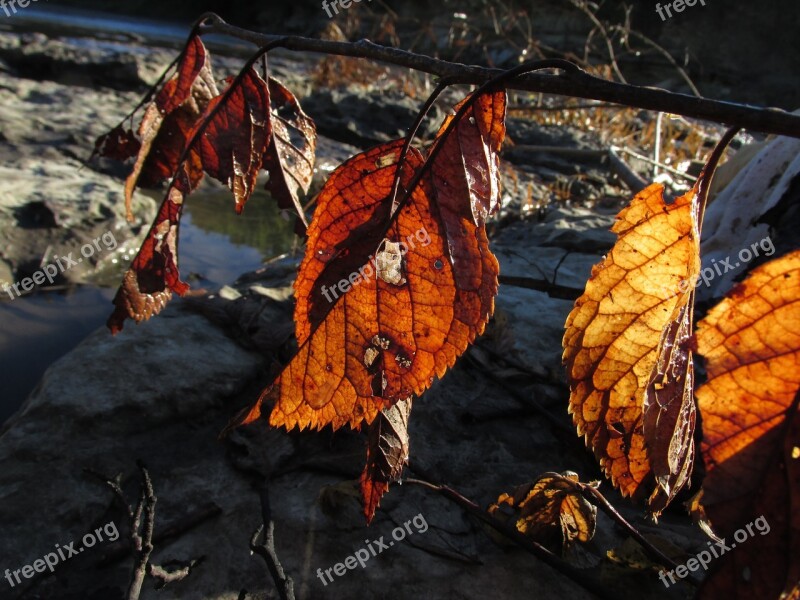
[563,182,700,508]
[488,472,597,553]
[94,35,218,219]
[107,176,190,333]
[263,77,316,232]
[360,397,413,523]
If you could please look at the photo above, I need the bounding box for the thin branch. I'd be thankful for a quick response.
[612,25,701,97]
[127,463,157,600]
[148,558,205,589]
[568,0,627,84]
[249,482,295,600]
[608,147,649,193]
[197,14,800,139]
[95,502,221,566]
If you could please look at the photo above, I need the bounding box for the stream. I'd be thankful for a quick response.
[0,191,296,424]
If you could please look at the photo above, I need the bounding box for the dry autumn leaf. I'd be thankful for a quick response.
[235,89,506,432]
[263,77,316,232]
[93,35,218,219]
[562,130,735,515]
[488,472,597,553]
[360,397,413,523]
[692,250,800,600]
[106,68,273,332]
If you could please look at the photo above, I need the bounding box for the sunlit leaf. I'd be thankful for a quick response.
[692,250,800,599]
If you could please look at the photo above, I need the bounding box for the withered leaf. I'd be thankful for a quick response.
[94,35,218,220]
[107,175,191,333]
[360,397,413,524]
[263,77,316,232]
[107,68,273,333]
[236,89,506,432]
[191,70,272,214]
[487,472,597,553]
[563,181,701,509]
[692,250,800,600]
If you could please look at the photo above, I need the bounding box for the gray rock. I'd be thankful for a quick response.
[0,205,706,599]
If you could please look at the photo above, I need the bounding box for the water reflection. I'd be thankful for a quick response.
[0,189,297,424]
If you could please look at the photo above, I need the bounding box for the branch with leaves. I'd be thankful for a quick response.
[91,13,800,599]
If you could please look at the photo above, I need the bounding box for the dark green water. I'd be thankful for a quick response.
[0,189,298,424]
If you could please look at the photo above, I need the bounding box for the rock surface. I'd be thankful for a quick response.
[0,208,705,600]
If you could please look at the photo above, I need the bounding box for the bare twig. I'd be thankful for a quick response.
[250,483,295,600]
[568,0,627,84]
[87,464,212,596]
[148,558,205,589]
[127,463,157,600]
[196,14,800,139]
[608,147,649,194]
[95,502,222,566]
[613,26,701,97]
[611,145,698,181]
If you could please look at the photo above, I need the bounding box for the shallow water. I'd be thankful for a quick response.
[0,190,297,424]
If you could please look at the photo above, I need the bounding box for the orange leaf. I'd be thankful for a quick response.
[237,89,506,432]
[563,181,701,508]
[693,250,800,599]
[487,472,597,553]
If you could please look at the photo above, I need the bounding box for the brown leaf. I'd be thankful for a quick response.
[488,472,597,553]
[235,89,506,432]
[263,77,316,232]
[92,125,140,162]
[191,71,272,214]
[107,175,191,333]
[360,397,413,523]
[118,36,218,219]
[643,289,698,515]
[692,250,800,599]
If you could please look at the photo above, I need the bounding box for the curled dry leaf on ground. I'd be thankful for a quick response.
[94,34,316,333]
[488,472,598,554]
[690,250,800,600]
